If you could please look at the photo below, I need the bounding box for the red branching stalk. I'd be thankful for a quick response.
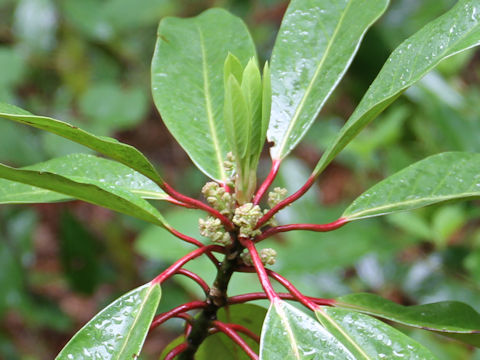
[152,245,224,285]
[162,182,234,230]
[253,159,281,205]
[255,218,348,242]
[164,342,188,360]
[150,300,206,331]
[175,268,210,294]
[212,321,259,360]
[228,292,335,307]
[239,238,279,302]
[165,196,197,208]
[164,228,221,266]
[256,174,316,229]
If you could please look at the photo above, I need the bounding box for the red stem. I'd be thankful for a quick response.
[239,238,279,302]
[228,292,335,306]
[253,159,281,205]
[255,218,348,242]
[164,342,188,360]
[212,321,259,360]
[162,182,234,230]
[152,245,224,285]
[165,228,221,267]
[255,174,316,229]
[150,300,206,331]
[165,196,197,209]
[175,268,210,294]
[226,323,261,343]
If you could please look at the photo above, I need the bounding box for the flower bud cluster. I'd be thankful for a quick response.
[232,203,263,237]
[241,248,277,266]
[268,187,287,208]
[199,217,232,246]
[201,182,235,218]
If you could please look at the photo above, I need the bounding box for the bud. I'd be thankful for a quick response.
[268,187,288,208]
[201,181,235,217]
[240,248,277,266]
[233,203,263,237]
[199,217,232,246]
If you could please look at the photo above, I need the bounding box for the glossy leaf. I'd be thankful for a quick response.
[314,0,480,175]
[0,102,164,186]
[336,293,480,347]
[315,307,437,359]
[267,0,389,160]
[56,282,161,359]
[0,162,168,227]
[343,152,480,220]
[261,61,271,155]
[151,8,257,182]
[0,153,167,204]
[196,304,266,359]
[260,299,355,359]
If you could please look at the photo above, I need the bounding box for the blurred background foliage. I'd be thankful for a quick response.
[0,0,480,358]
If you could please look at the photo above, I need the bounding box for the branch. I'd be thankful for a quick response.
[255,218,348,242]
[253,159,281,205]
[175,268,210,295]
[162,182,234,230]
[228,292,335,307]
[255,174,316,229]
[164,342,188,360]
[239,238,279,302]
[212,321,259,360]
[150,301,206,331]
[165,196,197,209]
[151,245,224,285]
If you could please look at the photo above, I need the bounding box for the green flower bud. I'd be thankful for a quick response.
[199,217,232,246]
[240,248,277,266]
[268,187,288,208]
[233,203,263,237]
[201,181,235,217]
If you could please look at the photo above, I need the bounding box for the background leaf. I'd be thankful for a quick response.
[151,8,257,182]
[316,307,437,359]
[56,282,161,359]
[343,152,480,220]
[267,0,389,160]
[0,102,165,186]
[336,293,480,347]
[0,153,167,204]
[314,0,480,176]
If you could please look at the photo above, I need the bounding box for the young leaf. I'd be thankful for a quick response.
[336,293,480,347]
[151,8,257,182]
[0,163,168,227]
[260,299,355,359]
[343,152,480,221]
[224,52,244,86]
[314,0,480,176]
[224,74,250,161]
[56,282,161,359]
[0,102,164,186]
[315,307,437,359]
[0,153,167,204]
[267,0,389,161]
[261,62,271,155]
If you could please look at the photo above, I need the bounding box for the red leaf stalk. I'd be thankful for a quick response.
[228,292,335,307]
[212,321,259,360]
[255,174,316,229]
[150,300,206,331]
[175,268,210,294]
[162,182,234,230]
[165,196,197,209]
[255,218,348,242]
[151,245,224,285]
[164,342,188,360]
[253,159,281,205]
[239,238,279,302]
[166,227,220,266]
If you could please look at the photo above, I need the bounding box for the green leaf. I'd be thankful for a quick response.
[261,62,271,155]
[315,307,437,359]
[56,282,161,359]
[0,102,164,186]
[336,293,480,347]
[343,152,480,221]
[151,8,257,182]
[224,74,250,161]
[314,0,480,175]
[224,52,244,85]
[267,0,389,161]
[0,162,168,227]
[260,299,355,359]
[0,153,167,204]
[196,304,266,359]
